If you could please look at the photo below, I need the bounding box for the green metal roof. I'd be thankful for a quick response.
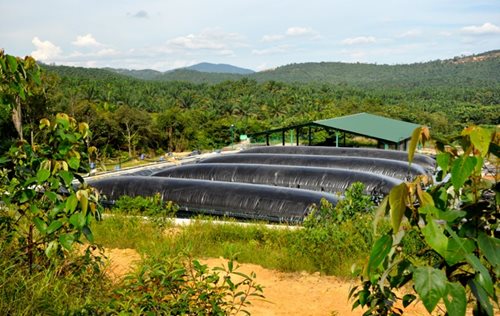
[313,112,421,143]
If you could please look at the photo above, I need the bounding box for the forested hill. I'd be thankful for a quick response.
[253,57,500,88]
[5,51,496,155]
[42,50,500,87]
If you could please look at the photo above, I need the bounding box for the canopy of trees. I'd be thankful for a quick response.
[1,53,498,158]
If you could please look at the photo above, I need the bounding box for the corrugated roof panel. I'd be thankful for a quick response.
[314,112,421,143]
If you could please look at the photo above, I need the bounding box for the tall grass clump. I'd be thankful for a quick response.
[0,239,109,315]
[293,182,383,275]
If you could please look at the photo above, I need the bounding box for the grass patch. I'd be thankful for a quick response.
[93,183,380,276]
[92,214,375,277]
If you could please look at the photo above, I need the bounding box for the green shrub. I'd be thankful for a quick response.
[296,183,379,274]
[0,113,102,272]
[105,255,264,315]
[112,194,178,217]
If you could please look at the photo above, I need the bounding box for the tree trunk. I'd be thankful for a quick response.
[125,122,132,157]
[12,96,23,140]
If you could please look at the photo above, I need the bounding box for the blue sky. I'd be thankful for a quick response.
[1,0,499,71]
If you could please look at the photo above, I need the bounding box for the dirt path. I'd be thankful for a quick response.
[104,248,432,315]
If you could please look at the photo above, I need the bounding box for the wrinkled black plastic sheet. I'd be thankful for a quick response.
[89,176,339,222]
[200,154,427,181]
[152,163,401,195]
[241,146,435,171]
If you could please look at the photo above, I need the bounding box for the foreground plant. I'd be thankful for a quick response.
[108,255,264,315]
[0,113,102,271]
[350,126,499,315]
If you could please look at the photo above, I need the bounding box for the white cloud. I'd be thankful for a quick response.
[341,36,377,45]
[461,22,500,35]
[95,48,119,56]
[31,37,62,61]
[215,49,235,56]
[72,34,102,47]
[261,26,320,43]
[262,34,285,42]
[286,26,315,37]
[398,29,422,38]
[165,28,245,52]
[252,45,291,56]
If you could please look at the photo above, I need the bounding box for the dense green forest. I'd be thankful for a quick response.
[105,50,500,87]
[1,52,499,159]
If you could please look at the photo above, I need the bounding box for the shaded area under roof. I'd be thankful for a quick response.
[313,113,421,144]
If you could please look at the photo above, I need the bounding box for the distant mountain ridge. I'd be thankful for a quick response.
[184,62,255,74]
[43,50,500,87]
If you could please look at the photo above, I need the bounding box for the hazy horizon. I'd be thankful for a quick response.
[1,0,499,71]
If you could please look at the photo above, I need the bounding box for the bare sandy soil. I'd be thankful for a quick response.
[103,248,432,315]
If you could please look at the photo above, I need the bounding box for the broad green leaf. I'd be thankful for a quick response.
[389,183,408,232]
[413,267,447,313]
[46,220,63,234]
[436,209,466,223]
[367,234,392,280]
[422,218,448,258]
[58,170,74,186]
[45,240,58,258]
[469,127,492,157]
[477,233,500,269]
[82,225,94,243]
[69,213,85,229]
[6,55,18,72]
[55,113,70,128]
[59,234,74,250]
[77,190,89,215]
[417,188,434,207]
[443,282,466,316]
[373,195,389,235]
[408,127,422,166]
[36,168,51,183]
[419,205,440,217]
[19,189,35,203]
[65,194,78,213]
[436,152,451,174]
[44,191,58,203]
[470,279,493,316]
[445,237,474,266]
[23,177,37,187]
[466,254,494,297]
[451,156,476,191]
[67,156,80,170]
[33,217,47,234]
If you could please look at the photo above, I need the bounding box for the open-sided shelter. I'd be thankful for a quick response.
[249,112,421,150]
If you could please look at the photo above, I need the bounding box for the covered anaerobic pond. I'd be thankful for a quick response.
[89,146,435,223]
